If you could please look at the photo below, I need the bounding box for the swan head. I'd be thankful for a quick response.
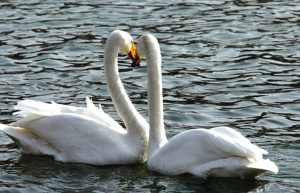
[131,34,159,68]
[131,35,147,68]
[106,30,137,63]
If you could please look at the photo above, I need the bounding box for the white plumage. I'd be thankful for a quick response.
[0,30,149,165]
[135,34,278,178]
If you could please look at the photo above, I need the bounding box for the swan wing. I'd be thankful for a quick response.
[208,127,268,160]
[210,126,251,140]
[14,98,124,131]
[148,128,272,175]
[6,113,133,164]
[14,100,61,117]
[83,97,124,131]
[210,126,268,157]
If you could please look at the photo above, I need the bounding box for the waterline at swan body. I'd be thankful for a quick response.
[134,34,278,178]
[0,30,149,165]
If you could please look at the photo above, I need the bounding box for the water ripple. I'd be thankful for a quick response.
[0,0,300,192]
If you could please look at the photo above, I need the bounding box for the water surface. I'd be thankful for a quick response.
[0,0,300,192]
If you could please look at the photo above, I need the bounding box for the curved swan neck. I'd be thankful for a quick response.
[139,35,168,158]
[104,31,147,136]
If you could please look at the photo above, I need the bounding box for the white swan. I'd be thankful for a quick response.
[133,34,278,178]
[0,30,149,165]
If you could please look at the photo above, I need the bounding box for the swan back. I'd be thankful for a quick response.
[147,128,278,177]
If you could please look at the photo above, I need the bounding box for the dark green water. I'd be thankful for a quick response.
[0,0,299,192]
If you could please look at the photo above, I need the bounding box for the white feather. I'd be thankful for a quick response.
[0,30,149,165]
[136,34,278,178]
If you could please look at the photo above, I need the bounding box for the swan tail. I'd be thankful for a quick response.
[1,124,59,155]
[247,159,278,174]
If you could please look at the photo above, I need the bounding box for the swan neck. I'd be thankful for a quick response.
[144,36,168,158]
[104,34,147,136]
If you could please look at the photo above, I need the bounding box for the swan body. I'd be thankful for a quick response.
[134,34,278,178]
[147,127,278,178]
[0,30,149,165]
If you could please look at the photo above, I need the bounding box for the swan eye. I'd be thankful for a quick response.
[127,42,136,62]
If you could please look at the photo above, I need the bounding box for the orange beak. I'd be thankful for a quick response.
[127,41,141,67]
[127,42,136,62]
[131,54,141,68]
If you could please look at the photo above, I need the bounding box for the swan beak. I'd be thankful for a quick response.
[131,55,141,68]
[127,41,141,67]
[127,42,136,62]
